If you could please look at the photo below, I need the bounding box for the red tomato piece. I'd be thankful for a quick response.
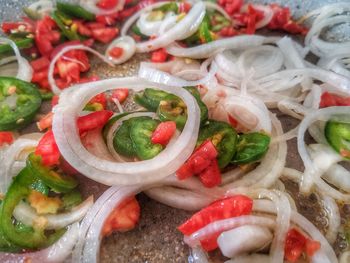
[179,2,192,13]
[97,0,118,10]
[151,121,177,146]
[109,46,124,58]
[151,48,168,63]
[91,27,119,43]
[77,110,113,134]
[284,228,307,262]
[305,239,321,257]
[30,56,50,71]
[37,112,54,131]
[77,76,100,84]
[111,88,129,103]
[198,159,221,188]
[51,95,59,107]
[102,196,140,236]
[96,13,119,26]
[320,92,350,108]
[176,140,218,180]
[88,93,107,110]
[32,68,48,83]
[35,16,60,57]
[1,21,33,34]
[74,21,92,37]
[0,131,14,147]
[35,130,60,167]
[218,0,243,16]
[178,195,253,250]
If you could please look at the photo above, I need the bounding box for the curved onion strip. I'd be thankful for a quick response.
[28,0,54,16]
[204,1,231,20]
[324,164,350,193]
[13,196,93,230]
[79,0,125,15]
[0,222,79,263]
[135,2,206,52]
[166,35,278,59]
[106,112,156,162]
[253,5,273,28]
[0,138,38,194]
[138,61,218,87]
[81,128,115,161]
[0,37,33,82]
[297,106,350,193]
[321,194,341,244]
[52,77,200,185]
[121,1,172,36]
[189,246,209,263]
[49,44,114,95]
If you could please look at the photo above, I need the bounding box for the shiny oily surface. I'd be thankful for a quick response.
[1,0,350,262]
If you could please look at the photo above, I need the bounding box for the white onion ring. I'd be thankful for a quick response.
[0,37,33,82]
[52,77,200,185]
[105,36,136,65]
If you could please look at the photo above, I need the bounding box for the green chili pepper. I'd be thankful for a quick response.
[113,116,150,158]
[62,190,82,210]
[199,14,213,43]
[130,117,162,160]
[131,25,148,39]
[57,2,95,21]
[23,7,42,20]
[158,96,187,130]
[0,167,47,249]
[197,120,237,168]
[39,89,54,101]
[0,226,21,252]
[184,86,208,124]
[0,38,34,54]
[52,11,81,41]
[325,120,350,159]
[27,153,78,193]
[0,77,42,131]
[231,132,271,165]
[102,112,130,141]
[154,2,179,13]
[30,180,49,196]
[134,88,172,112]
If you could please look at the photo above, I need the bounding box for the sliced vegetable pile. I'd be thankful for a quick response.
[0,1,350,263]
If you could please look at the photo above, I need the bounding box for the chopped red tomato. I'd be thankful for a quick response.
[35,130,60,167]
[109,46,124,58]
[37,112,54,131]
[97,0,118,9]
[51,95,59,107]
[77,110,113,134]
[176,140,218,180]
[320,92,350,108]
[96,13,119,26]
[30,57,50,71]
[219,26,237,37]
[74,21,92,37]
[35,16,60,57]
[151,48,168,63]
[198,159,221,188]
[1,21,34,34]
[102,196,140,236]
[179,2,192,13]
[151,121,177,146]
[218,0,243,16]
[284,228,321,262]
[86,93,107,111]
[178,195,253,251]
[0,131,14,147]
[111,88,129,103]
[91,27,119,43]
[228,114,239,128]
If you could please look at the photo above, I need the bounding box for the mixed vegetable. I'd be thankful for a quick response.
[0,0,349,262]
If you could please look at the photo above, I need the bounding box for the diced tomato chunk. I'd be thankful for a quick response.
[109,46,124,58]
[0,131,14,147]
[77,110,113,134]
[151,48,168,63]
[320,92,350,108]
[198,159,221,188]
[51,95,59,107]
[178,195,253,251]
[30,56,50,71]
[35,16,60,57]
[151,121,177,146]
[111,88,129,103]
[102,196,140,236]
[91,27,118,43]
[87,93,107,110]
[305,239,321,257]
[35,130,60,167]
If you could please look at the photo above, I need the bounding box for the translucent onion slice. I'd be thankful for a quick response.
[79,0,125,15]
[52,77,200,185]
[0,37,33,82]
[105,36,136,65]
[136,2,206,52]
[13,196,93,230]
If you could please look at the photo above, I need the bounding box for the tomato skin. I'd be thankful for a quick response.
[97,0,118,10]
[109,46,124,58]
[151,48,168,63]
[0,131,14,147]
[198,159,221,188]
[51,95,59,107]
[30,57,50,71]
[37,112,54,131]
[218,0,243,16]
[77,110,113,134]
[35,16,60,57]
[35,130,60,167]
[151,121,177,146]
[88,93,107,110]
[111,88,129,103]
[91,27,119,43]
[305,239,321,257]
[320,92,350,108]
[102,196,140,236]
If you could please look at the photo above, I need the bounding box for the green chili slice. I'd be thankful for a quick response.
[130,117,162,160]
[232,132,271,165]
[27,153,78,193]
[134,88,171,112]
[0,38,34,54]
[157,95,187,130]
[56,2,96,21]
[325,120,350,159]
[197,120,237,168]
[52,11,81,41]
[0,77,42,131]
